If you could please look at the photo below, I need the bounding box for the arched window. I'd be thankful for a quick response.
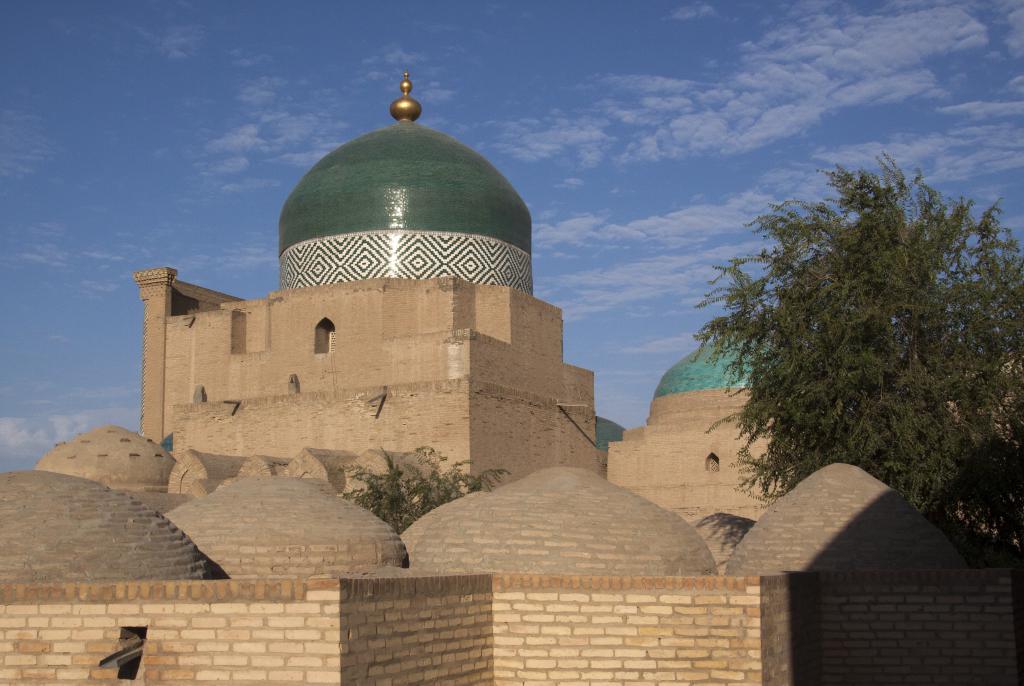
[314,318,336,354]
[705,453,720,472]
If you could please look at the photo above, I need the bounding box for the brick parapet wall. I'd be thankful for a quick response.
[1,572,1020,685]
[818,569,1018,686]
[0,579,342,684]
[339,575,493,685]
[491,574,764,686]
[760,573,820,686]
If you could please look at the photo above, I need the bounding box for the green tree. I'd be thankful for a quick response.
[697,159,1024,566]
[343,447,506,533]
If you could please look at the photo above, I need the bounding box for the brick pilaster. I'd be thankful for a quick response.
[133,267,177,440]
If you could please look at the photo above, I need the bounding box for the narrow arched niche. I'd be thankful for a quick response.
[705,453,720,473]
[314,318,336,354]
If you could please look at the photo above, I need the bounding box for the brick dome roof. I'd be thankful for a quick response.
[0,471,212,583]
[35,424,174,492]
[726,463,966,575]
[402,467,716,576]
[166,477,407,578]
[694,512,756,573]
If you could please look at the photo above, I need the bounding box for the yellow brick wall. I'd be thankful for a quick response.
[491,575,764,686]
[147,276,598,478]
[0,579,342,685]
[6,571,1015,685]
[339,576,493,685]
[172,380,472,464]
[608,389,764,521]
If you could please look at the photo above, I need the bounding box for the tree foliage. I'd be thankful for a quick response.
[697,159,1024,566]
[342,447,506,533]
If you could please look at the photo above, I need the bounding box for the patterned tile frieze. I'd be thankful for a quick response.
[280,229,533,294]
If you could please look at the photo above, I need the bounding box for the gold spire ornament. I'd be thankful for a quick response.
[389,71,422,122]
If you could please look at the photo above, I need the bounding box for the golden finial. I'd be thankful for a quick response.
[389,70,422,122]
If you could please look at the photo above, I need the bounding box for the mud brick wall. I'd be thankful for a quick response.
[338,575,493,685]
[760,573,820,686]
[491,575,764,686]
[818,569,1018,686]
[0,579,342,685]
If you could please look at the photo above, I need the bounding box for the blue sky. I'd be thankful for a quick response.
[1,0,1022,469]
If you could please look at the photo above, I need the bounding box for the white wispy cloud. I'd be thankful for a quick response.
[542,239,764,319]
[206,124,266,154]
[200,80,348,184]
[813,123,1024,182]
[0,407,138,469]
[938,100,1024,119]
[536,190,772,248]
[494,117,613,167]
[15,243,69,267]
[670,3,715,21]
[1004,0,1024,56]
[0,110,56,178]
[363,46,426,80]
[622,332,698,354]
[505,4,988,166]
[174,244,277,273]
[203,156,250,175]
[220,178,279,193]
[238,76,287,106]
[80,279,119,296]
[137,25,205,59]
[229,48,272,68]
[620,5,983,160]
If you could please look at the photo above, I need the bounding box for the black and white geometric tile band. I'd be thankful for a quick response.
[280,230,533,294]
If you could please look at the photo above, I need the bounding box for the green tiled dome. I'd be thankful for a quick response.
[279,122,531,255]
[653,348,746,398]
[595,416,625,451]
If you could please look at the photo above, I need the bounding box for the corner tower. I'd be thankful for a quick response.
[278,73,532,293]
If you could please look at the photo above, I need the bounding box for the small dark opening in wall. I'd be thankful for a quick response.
[115,626,147,680]
[705,453,720,472]
[314,317,336,354]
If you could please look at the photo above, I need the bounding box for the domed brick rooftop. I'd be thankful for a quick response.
[0,471,212,582]
[166,477,407,578]
[726,463,966,575]
[654,348,746,398]
[402,467,717,575]
[278,120,533,292]
[595,416,625,451]
[694,512,756,573]
[35,424,175,492]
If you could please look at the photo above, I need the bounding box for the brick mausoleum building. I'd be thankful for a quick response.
[2,74,1021,685]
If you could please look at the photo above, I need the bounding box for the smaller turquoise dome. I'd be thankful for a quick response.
[654,348,746,398]
[595,416,625,451]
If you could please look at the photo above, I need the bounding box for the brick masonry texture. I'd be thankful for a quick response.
[0,571,1019,685]
[491,575,764,686]
[339,575,493,685]
[0,578,343,685]
[137,273,600,481]
[402,468,718,576]
[817,570,1018,685]
[607,389,765,522]
[165,477,407,579]
[727,464,966,575]
[0,471,211,584]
